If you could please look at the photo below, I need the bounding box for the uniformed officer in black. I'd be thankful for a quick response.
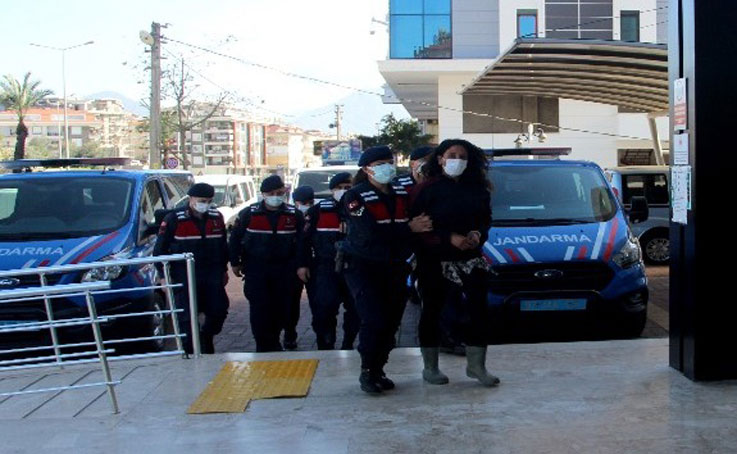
[284,185,316,350]
[340,146,432,394]
[154,182,229,354]
[229,175,305,352]
[394,145,434,193]
[298,172,359,350]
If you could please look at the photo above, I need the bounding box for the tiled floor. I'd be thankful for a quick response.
[1,339,735,453]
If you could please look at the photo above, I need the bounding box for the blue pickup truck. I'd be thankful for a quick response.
[0,159,193,353]
[483,149,649,338]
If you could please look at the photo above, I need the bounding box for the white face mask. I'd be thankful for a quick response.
[443,158,468,177]
[193,202,210,213]
[297,204,311,213]
[333,189,347,202]
[264,195,285,207]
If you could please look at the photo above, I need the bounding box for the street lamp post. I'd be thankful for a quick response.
[29,40,94,158]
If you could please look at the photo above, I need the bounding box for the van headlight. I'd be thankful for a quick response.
[612,232,642,269]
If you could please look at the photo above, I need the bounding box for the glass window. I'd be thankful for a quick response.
[0,177,133,240]
[621,11,640,42]
[622,175,645,204]
[32,126,43,134]
[489,166,617,225]
[649,174,669,205]
[240,182,252,201]
[391,0,422,15]
[391,15,423,59]
[518,11,538,38]
[140,179,165,235]
[390,0,451,59]
[423,0,450,15]
[70,126,82,136]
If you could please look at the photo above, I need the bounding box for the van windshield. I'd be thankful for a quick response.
[489,166,617,226]
[0,177,134,240]
[296,169,357,199]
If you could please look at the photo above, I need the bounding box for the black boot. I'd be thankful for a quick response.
[374,369,395,390]
[201,333,215,354]
[359,369,383,395]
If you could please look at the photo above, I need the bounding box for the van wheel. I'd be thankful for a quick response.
[641,229,670,264]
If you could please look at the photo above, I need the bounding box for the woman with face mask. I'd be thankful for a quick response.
[410,139,500,387]
[339,146,433,394]
[228,175,305,352]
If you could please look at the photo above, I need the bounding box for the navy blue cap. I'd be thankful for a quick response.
[329,172,352,190]
[188,182,215,198]
[260,175,285,193]
[292,185,314,203]
[358,145,393,167]
[410,145,434,161]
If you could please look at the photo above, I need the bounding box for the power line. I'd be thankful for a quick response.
[522,5,669,38]
[165,34,661,142]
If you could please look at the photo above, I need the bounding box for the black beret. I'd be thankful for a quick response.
[188,182,215,198]
[358,145,393,167]
[329,172,352,190]
[410,145,434,161]
[260,175,284,193]
[292,185,314,203]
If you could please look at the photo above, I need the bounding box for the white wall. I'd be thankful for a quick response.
[452,0,500,58]
[438,76,623,167]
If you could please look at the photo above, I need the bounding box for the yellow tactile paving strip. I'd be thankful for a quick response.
[188,359,319,414]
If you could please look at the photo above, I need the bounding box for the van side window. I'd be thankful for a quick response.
[232,184,244,204]
[240,183,252,201]
[649,174,669,205]
[622,175,645,205]
[139,180,165,240]
[162,179,179,207]
[623,174,669,206]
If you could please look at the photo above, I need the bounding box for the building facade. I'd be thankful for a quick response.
[380,0,670,167]
[0,98,146,159]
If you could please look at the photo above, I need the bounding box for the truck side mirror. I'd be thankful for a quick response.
[629,196,649,224]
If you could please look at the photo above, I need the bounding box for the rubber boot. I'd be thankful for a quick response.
[465,346,500,387]
[421,347,449,385]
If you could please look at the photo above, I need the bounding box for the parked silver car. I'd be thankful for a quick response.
[605,166,670,264]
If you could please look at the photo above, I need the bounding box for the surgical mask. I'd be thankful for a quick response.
[370,163,396,184]
[264,195,285,207]
[443,159,468,177]
[333,189,347,202]
[193,202,210,213]
[297,204,311,214]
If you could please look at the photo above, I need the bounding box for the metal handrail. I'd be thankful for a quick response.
[0,253,201,414]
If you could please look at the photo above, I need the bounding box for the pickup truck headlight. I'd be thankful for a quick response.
[612,231,642,269]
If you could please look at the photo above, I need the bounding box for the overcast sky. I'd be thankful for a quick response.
[1,0,393,119]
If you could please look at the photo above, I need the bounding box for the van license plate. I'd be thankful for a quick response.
[520,299,587,311]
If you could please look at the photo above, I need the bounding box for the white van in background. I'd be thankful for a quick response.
[193,175,258,228]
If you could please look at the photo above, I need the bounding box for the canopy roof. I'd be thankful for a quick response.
[462,38,668,113]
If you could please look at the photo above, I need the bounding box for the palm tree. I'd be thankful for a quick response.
[0,72,53,160]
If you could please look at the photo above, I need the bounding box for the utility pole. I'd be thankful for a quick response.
[334,104,343,140]
[150,22,162,168]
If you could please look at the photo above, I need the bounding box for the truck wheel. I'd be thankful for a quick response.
[641,229,670,264]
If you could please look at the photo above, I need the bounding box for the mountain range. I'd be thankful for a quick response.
[85,88,410,136]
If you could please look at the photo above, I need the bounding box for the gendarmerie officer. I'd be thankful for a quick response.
[339,146,432,394]
[229,175,304,352]
[154,182,229,354]
[284,185,316,350]
[393,145,434,192]
[298,172,359,350]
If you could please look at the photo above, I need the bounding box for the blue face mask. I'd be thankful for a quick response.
[370,163,396,184]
